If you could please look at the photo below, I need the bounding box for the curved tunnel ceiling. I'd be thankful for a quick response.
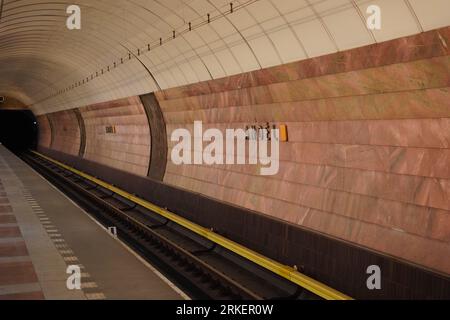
[0,0,449,115]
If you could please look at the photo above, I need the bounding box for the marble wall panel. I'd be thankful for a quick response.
[47,110,81,156]
[159,56,450,113]
[79,97,151,176]
[159,27,450,274]
[36,115,51,149]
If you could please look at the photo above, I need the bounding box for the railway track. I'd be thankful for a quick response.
[20,151,343,300]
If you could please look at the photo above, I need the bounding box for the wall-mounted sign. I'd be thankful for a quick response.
[244,123,288,142]
[279,124,288,142]
[105,125,116,134]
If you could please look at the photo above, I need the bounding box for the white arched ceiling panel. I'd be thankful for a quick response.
[408,0,450,32]
[316,0,374,50]
[355,0,421,42]
[0,0,448,115]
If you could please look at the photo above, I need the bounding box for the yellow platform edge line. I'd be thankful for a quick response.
[31,150,353,301]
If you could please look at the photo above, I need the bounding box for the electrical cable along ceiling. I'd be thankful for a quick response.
[0,0,449,115]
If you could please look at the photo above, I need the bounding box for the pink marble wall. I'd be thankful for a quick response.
[79,96,151,176]
[157,27,450,275]
[48,110,81,156]
[36,115,51,149]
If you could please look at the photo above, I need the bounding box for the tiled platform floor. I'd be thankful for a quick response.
[0,144,185,300]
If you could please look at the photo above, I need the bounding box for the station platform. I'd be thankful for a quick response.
[0,144,186,300]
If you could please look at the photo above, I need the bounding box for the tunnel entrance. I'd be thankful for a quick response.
[0,110,38,152]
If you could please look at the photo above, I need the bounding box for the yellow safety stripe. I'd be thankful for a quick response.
[32,150,353,300]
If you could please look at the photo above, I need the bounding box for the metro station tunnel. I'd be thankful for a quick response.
[0,0,449,303]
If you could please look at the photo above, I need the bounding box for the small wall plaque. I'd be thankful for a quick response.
[105,125,116,134]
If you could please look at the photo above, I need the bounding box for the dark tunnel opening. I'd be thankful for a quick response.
[0,110,38,152]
